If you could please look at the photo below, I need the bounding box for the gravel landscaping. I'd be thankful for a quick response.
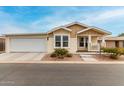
[41,54,82,61]
[93,54,124,62]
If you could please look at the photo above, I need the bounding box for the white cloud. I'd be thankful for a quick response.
[30,7,88,31]
[0,24,29,35]
[1,7,124,35]
[84,8,124,24]
[30,7,124,32]
[0,10,29,35]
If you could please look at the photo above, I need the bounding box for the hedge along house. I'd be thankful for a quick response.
[4,22,111,53]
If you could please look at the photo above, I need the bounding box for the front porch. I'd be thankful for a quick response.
[77,35,105,52]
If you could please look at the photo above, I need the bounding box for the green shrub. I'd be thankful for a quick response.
[50,48,72,59]
[118,48,124,55]
[66,53,73,57]
[54,48,68,57]
[102,48,124,59]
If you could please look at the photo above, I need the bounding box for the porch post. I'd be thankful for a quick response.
[88,35,91,51]
[101,37,106,47]
[88,35,91,43]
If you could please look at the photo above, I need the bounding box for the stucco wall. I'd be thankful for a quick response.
[5,37,10,53]
[91,36,97,44]
[69,38,77,53]
[119,41,124,48]
[106,41,115,48]
[47,37,54,53]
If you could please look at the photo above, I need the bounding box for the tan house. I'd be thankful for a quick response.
[4,22,123,53]
[105,37,124,48]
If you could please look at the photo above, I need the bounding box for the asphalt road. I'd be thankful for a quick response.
[0,63,124,86]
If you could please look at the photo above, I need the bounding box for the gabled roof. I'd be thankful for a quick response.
[47,26,72,34]
[63,21,89,28]
[47,22,89,34]
[77,26,111,35]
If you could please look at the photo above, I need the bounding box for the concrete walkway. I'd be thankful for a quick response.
[80,54,98,62]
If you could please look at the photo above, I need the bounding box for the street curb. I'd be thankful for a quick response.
[0,61,124,64]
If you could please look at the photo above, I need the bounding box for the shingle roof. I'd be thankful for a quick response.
[105,36,124,40]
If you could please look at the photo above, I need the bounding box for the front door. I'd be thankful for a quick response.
[79,37,88,48]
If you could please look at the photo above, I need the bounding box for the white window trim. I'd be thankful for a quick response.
[54,34,70,48]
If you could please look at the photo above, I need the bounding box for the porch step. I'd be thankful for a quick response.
[76,50,88,52]
[76,51,101,55]
[80,55,98,62]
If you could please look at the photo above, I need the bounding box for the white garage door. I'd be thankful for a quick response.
[10,39,47,52]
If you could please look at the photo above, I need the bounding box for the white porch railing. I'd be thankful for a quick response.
[88,43,100,51]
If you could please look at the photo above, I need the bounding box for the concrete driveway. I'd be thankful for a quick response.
[0,64,124,85]
[0,53,45,61]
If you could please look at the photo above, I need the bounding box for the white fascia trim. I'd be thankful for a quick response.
[91,26,112,35]
[63,21,89,28]
[47,26,72,34]
[77,27,92,34]
[77,26,111,35]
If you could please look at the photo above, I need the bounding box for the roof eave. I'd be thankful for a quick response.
[47,27,72,34]
[4,33,47,36]
[77,27,112,35]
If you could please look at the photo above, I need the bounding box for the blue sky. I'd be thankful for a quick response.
[0,6,124,36]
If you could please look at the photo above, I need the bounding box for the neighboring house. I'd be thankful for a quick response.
[105,37,124,48]
[0,36,5,52]
[4,22,122,53]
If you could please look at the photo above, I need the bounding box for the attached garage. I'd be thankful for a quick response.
[5,33,47,53]
[10,38,47,52]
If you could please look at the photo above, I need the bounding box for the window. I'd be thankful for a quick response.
[79,37,84,47]
[63,36,68,47]
[55,35,69,48]
[55,36,61,47]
